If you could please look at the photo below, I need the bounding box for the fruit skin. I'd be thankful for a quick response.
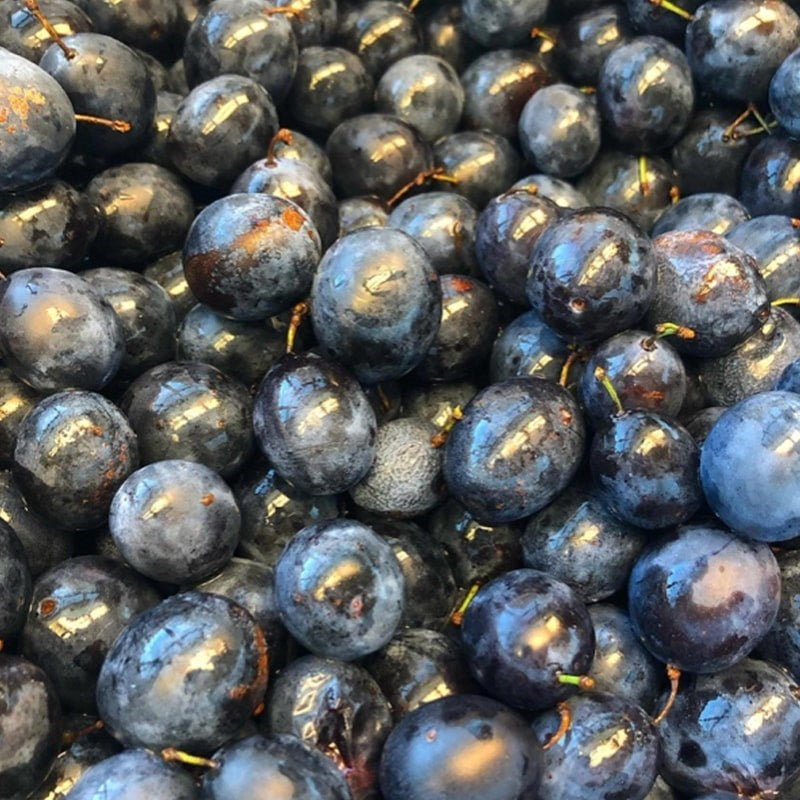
[253,353,377,496]
[264,654,393,800]
[274,519,405,661]
[628,524,781,673]
[65,748,199,800]
[526,207,657,344]
[108,460,241,584]
[310,227,441,384]
[0,521,31,643]
[700,390,800,542]
[657,658,800,797]
[531,691,659,800]
[0,48,76,193]
[21,555,159,712]
[0,654,63,800]
[96,592,268,753]
[13,390,139,532]
[379,693,543,800]
[443,378,585,525]
[202,734,351,800]
[182,193,321,322]
[0,268,124,394]
[461,569,595,711]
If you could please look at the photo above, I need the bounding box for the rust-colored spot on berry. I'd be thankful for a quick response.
[200,493,215,506]
[560,408,573,425]
[227,684,249,701]
[38,597,58,617]
[90,425,103,436]
[425,728,438,742]
[449,276,474,293]
[282,206,305,231]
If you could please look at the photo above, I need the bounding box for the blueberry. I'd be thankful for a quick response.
[274,518,405,660]
[310,227,441,383]
[22,555,159,711]
[0,49,76,193]
[443,378,585,524]
[13,390,139,531]
[629,524,781,672]
[379,694,542,800]
[0,0,92,63]
[0,369,39,469]
[0,521,31,645]
[652,192,750,238]
[182,193,321,321]
[252,352,378,495]
[739,133,800,217]
[461,0,548,47]
[109,459,240,584]
[96,591,268,753]
[770,46,800,138]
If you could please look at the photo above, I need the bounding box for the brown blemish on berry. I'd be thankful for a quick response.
[200,493,215,506]
[282,206,305,231]
[38,597,58,617]
[449,276,474,293]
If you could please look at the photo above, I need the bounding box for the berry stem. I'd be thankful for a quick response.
[771,297,800,307]
[62,719,104,745]
[161,748,219,769]
[593,366,624,416]
[450,583,480,626]
[749,103,772,136]
[653,322,696,340]
[669,185,680,204]
[648,0,694,20]
[559,350,580,388]
[652,665,681,725]
[24,0,76,59]
[555,672,596,690]
[542,702,572,750]
[722,106,753,142]
[266,128,293,166]
[74,114,132,133]
[530,26,557,45]
[387,168,458,207]
[286,300,310,353]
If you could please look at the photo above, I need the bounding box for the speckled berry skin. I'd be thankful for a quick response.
[21,555,159,712]
[0,180,99,273]
[121,361,253,479]
[183,193,321,322]
[0,49,75,193]
[109,460,241,584]
[0,268,124,393]
[13,390,139,532]
[66,748,199,800]
[629,525,781,673]
[0,655,63,800]
[461,569,595,711]
[350,417,443,517]
[646,230,770,357]
[274,519,405,661]
[96,592,268,753]
[253,353,378,496]
[700,391,800,542]
[443,378,585,525]
[686,0,800,104]
[310,227,441,384]
[657,659,800,797]
[526,207,657,344]
[532,692,659,800]
[39,33,156,155]
[379,694,542,800]
[590,410,702,530]
[0,521,30,642]
[598,36,694,152]
[264,654,393,800]
[202,734,351,800]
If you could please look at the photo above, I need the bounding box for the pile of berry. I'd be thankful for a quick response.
[3,0,800,798]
